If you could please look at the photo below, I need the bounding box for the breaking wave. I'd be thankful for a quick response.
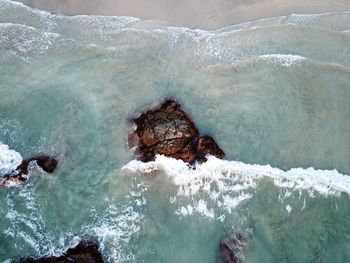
[124,155,350,219]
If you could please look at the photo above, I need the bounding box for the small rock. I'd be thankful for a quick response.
[1,155,58,188]
[17,155,58,174]
[17,240,104,263]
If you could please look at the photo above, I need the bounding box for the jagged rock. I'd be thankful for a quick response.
[17,155,58,174]
[129,99,225,163]
[195,136,225,162]
[130,99,198,163]
[1,155,58,187]
[17,240,104,263]
[218,232,248,263]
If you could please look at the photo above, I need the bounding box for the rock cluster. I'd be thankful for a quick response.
[6,99,229,262]
[18,240,104,263]
[1,155,58,187]
[129,99,225,163]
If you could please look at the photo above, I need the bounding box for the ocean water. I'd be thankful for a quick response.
[1,0,350,262]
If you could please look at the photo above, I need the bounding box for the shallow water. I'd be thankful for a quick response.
[1,0,350,262]
[14,0,350,29]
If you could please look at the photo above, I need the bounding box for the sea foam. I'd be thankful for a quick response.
[259,54,306,67]
[0,142,22,174]
[124,155,350,196]
[123,155,350,218]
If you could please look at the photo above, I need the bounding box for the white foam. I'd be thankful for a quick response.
[259,54,306,67]
[0,142,22,173]
[3,183,67,256]
[0,23,59,62]
[124,155,350,195]
[123,155,350,218]
[176,200,215,219]
[89,208,141,262]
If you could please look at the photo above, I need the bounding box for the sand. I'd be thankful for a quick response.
[16,0,350,29]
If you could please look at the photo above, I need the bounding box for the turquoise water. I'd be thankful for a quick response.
[1,0,350,262]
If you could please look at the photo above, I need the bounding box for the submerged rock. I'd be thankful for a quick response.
[1,155,58,187]
[129,99,225,163]
[18,240,104,263]
[218,232,248,263]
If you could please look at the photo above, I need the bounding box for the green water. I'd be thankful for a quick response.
[1,1,350,262]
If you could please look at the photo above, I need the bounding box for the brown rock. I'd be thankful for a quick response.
[130,99,198,163]
[129,99,225,164]
[170,141,197,163]
[195,136,225,162]
[218,232,248,263]
[18,240,104,263]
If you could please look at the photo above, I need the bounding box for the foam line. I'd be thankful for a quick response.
[123,155,350,196]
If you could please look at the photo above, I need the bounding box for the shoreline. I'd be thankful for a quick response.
[14,0,350,30]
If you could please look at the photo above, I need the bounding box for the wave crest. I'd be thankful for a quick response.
[123,155,350,219]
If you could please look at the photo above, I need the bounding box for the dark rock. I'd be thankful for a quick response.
[218,232,248,263]
[1,155,58,187]
[18,240,104,263]
[129,99,225,164]
[17,155,58,174]
[195,136,225,162]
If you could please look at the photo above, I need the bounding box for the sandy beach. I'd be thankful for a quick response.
[16,0,350,29]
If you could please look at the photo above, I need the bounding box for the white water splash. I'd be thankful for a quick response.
[124,155,350,195]
[123,155,350,219]
[0,142,22,173]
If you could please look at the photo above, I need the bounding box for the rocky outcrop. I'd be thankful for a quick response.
[18,240,104,263]
[218,232,248,263]
[129,99,225,163]
[1,155,58,187]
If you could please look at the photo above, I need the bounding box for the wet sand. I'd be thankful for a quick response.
[15,0,350,29]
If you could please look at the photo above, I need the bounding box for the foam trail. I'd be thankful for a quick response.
[259,54,306,67]
[123,155,350,219]
[123,155,350,197]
